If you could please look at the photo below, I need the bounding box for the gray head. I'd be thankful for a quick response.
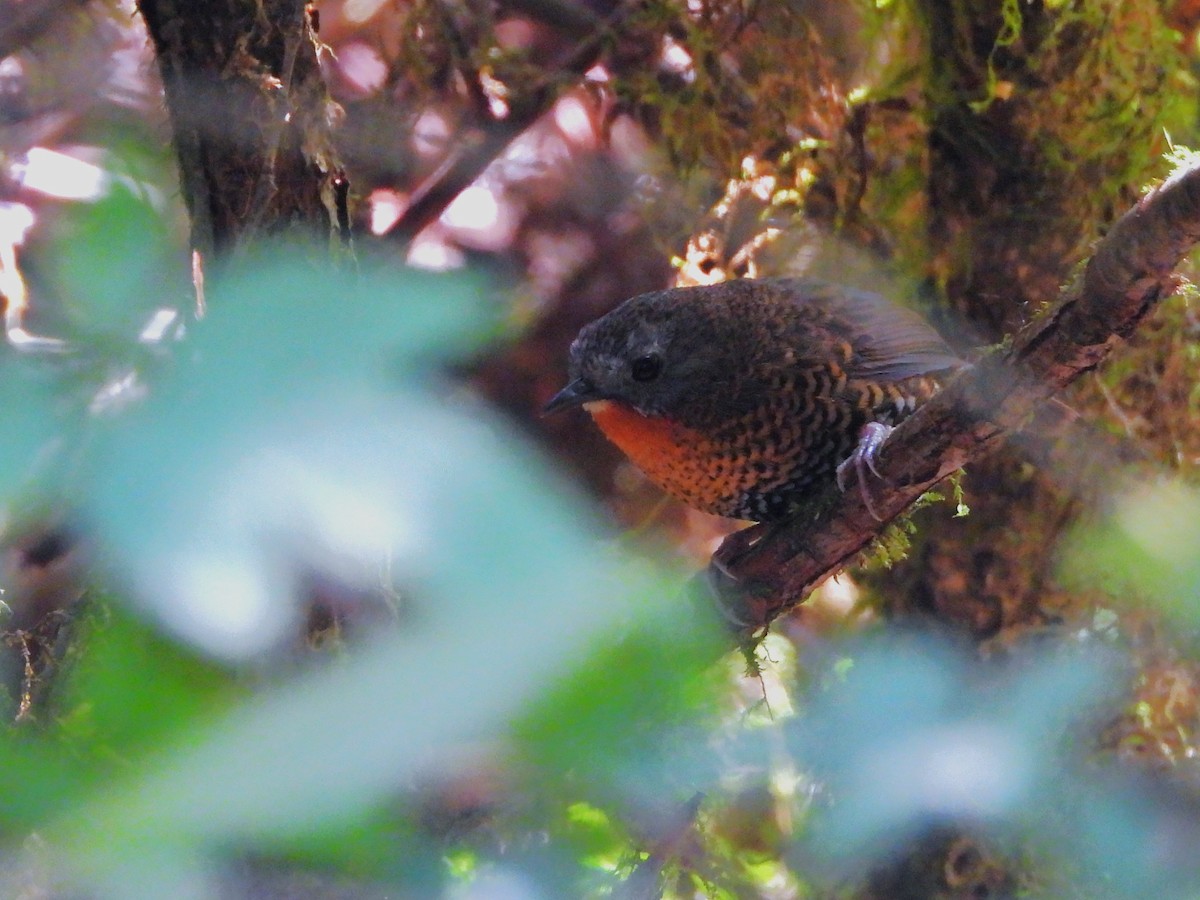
[543,288,733,419]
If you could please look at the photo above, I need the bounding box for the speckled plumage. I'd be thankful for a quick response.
[546,278,961,522]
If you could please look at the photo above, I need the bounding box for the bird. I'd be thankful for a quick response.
[544,277,962,523]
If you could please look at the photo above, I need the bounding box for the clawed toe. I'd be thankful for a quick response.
[836,422,893,521]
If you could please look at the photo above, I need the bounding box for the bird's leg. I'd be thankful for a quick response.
[836,421,893,522]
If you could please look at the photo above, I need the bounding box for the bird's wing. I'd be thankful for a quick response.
[787,279,962,382]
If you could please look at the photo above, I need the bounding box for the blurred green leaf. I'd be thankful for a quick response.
[53,600,236,763]
[0,356,78,506]
[83,258,506,657]
[514,582,726,790]
[201,251,500,388]
[56,352,663,895]
[1060,481,1200,625]
[57,187,177,339]
[564,801,631,870]
[0,735,89,829]
[791,634,1116,872]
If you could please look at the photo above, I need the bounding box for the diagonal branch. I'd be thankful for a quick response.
[708,159,1200,635]
[390,0,618,241]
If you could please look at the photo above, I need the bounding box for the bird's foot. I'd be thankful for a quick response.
[836,421,893,522]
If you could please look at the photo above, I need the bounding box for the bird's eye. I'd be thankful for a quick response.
[631,353,663,382]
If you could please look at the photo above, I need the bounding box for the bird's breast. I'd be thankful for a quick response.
[584,399,791,519]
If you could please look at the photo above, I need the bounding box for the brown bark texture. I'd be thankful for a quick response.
[136,0,344,257]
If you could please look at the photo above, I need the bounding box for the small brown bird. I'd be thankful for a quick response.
[545,278,961,522]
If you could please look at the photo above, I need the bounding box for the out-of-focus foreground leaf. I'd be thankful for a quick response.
[0,225,726,896]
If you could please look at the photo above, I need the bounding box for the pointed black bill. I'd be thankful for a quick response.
[543,377,599,415]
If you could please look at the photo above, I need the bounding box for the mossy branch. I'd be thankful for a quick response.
[707,158,1200,636]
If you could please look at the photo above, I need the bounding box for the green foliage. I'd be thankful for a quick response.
[56,187,177,340]
[53,601,236,760]
[858,476,966,571]
[517,597,726,781]
[9,6,1200,897]
[1060,480,1200,627]
[949,469,970,517]
[0,360,65,503]
[966,0,1025,113]
[2,212,1198,892]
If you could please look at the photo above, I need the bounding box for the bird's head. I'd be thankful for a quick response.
[544,290,725,420]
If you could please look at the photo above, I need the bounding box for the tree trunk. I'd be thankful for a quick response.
[136,0,346,261]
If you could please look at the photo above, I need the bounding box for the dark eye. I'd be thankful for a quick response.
[631,353,663,382]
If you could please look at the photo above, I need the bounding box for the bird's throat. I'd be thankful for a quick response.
[583,400,685,464]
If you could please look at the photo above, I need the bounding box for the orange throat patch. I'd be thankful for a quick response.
[584,399,744,517]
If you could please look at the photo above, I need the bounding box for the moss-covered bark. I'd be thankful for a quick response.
[879,0,1186,642]
[137,0,344,257]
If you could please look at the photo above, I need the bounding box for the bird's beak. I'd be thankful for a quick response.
[543,377,598,415]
